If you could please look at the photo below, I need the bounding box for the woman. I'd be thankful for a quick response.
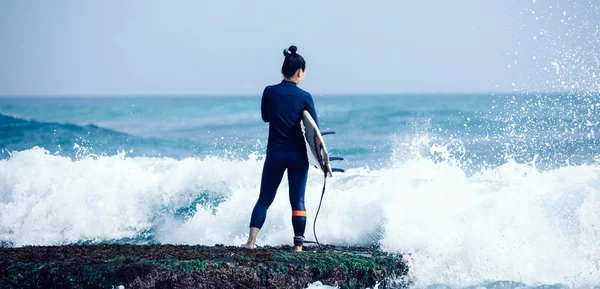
[242,45,318,252]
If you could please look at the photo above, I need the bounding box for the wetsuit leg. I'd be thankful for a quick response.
[249,153,286,229]
[287,151,309,237]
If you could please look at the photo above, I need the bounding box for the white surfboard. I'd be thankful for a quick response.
[301,110,333,177]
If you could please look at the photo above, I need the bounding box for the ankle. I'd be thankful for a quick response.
[293,236,305,246]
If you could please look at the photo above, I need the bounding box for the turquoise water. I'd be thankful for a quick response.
[2,94,599,171]
[1,94,600,288]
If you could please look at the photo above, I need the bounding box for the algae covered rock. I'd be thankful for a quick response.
[0,244,408,289]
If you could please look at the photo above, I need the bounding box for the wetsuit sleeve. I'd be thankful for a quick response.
[305,93,319,128]
[261,87,270,123]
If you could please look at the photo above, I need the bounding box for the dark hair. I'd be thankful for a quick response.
[281,45,306,78]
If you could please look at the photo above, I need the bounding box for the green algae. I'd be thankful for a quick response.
[0,244,408,289]
[169,259,207,273]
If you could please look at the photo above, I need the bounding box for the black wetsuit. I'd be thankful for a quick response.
[249,80,318,238]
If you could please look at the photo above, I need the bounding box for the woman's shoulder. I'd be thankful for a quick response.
[264,84,276,91]
[262,84,277,96]
[297,87,312,100]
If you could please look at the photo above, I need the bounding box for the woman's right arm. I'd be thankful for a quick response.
[261,87,270,123]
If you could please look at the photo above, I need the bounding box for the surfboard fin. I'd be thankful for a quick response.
[331,168,345,173]
[321,131,336,136]
[329,156,344,161]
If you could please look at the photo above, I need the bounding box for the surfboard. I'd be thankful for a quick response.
[301,110,334,177]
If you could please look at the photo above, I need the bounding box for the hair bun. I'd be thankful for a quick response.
[283,45,298,57]
[288,46,297,55]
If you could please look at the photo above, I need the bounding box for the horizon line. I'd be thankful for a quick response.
[0,91,594,98]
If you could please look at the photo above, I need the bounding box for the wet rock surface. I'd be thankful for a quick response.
[0,244,408,289]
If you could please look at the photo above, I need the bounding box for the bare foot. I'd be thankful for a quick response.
[293,245,302,252]
[241,243,255,249]
[240,227,260,249]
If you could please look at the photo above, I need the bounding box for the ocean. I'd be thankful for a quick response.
[1,94,599,288]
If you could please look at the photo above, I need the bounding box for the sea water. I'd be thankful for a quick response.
[1,93,599,288]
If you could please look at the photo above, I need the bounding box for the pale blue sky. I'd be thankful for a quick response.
[0,0,592,96]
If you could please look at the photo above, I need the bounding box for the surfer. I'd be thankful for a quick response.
[242,46,318,252]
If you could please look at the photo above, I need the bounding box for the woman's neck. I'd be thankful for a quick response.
[284,77,300,84]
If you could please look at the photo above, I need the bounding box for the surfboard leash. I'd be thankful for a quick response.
[308,174,365,255]
[310,170,328,249]
[302,128,345,249]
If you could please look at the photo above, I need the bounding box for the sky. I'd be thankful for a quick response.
[0,0,597,96]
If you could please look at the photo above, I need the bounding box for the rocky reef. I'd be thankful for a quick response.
[0,244,408,289]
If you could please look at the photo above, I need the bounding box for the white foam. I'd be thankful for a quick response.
[380,159,600,287]
[306,281,338,288]
[1,146,599,287]
[0,147,264,245]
